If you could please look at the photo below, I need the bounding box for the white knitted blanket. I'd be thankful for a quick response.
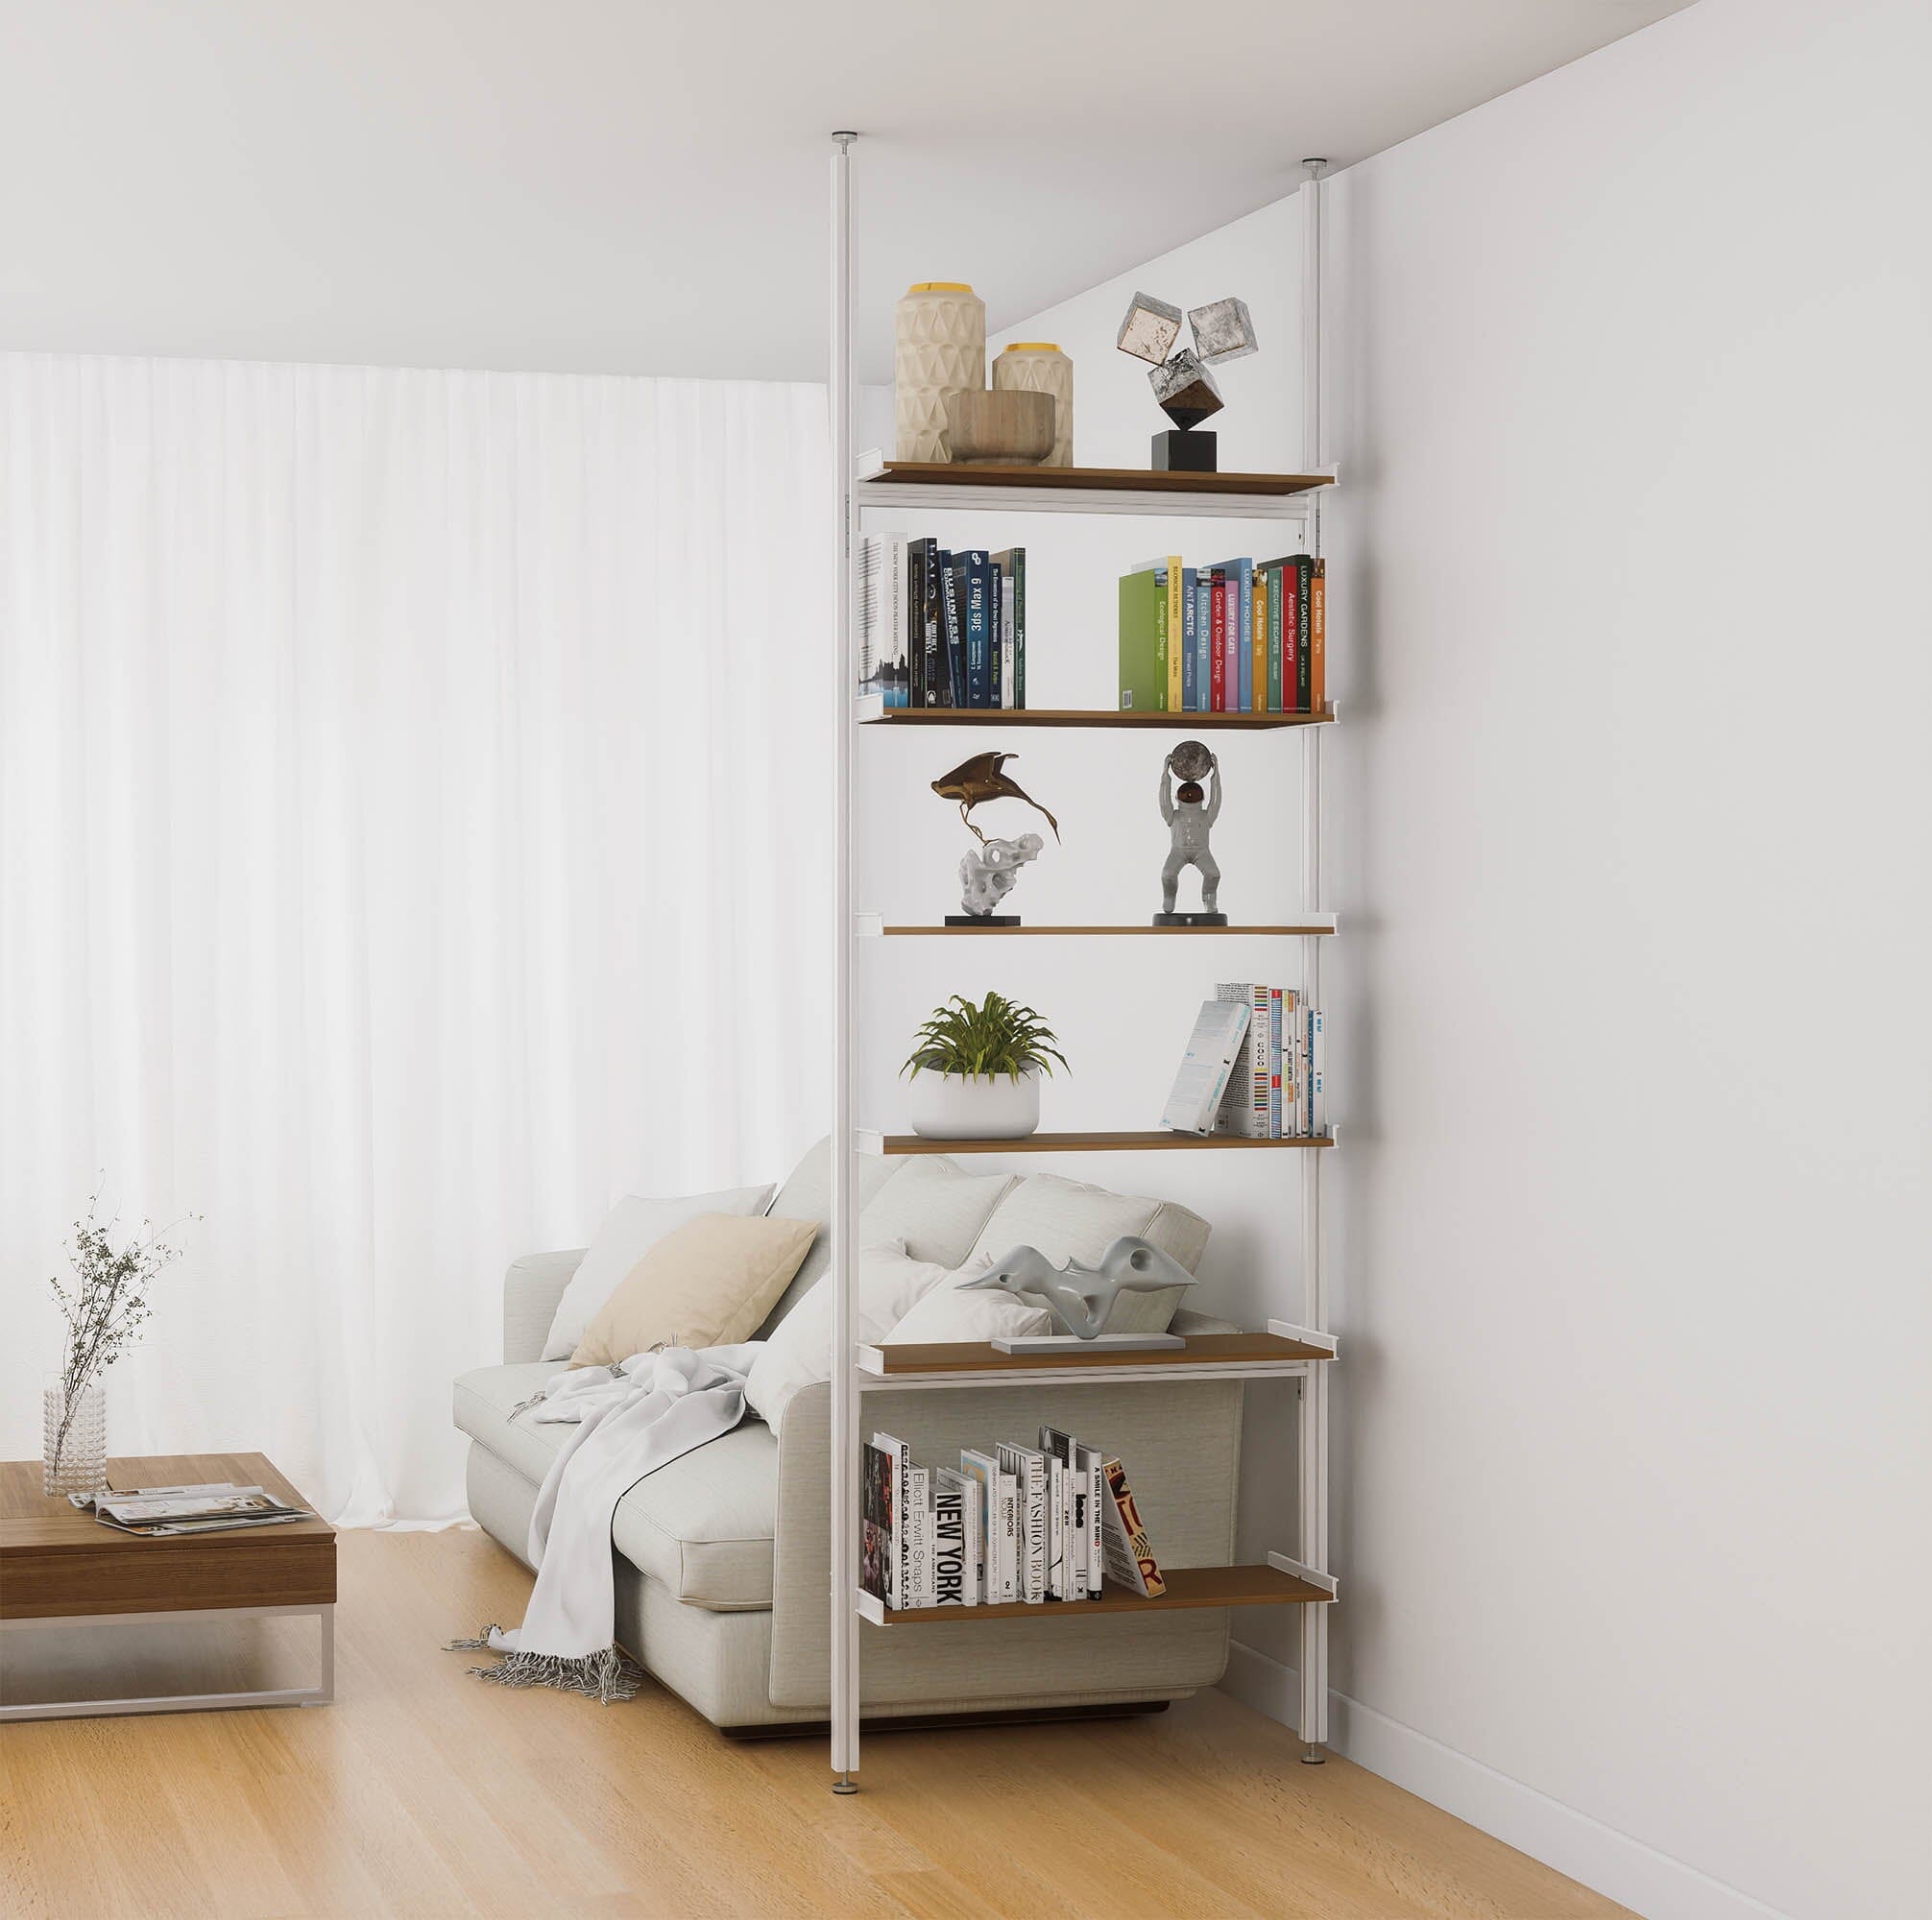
[449,1343,759,1702]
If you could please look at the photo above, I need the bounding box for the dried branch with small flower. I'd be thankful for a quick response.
[48,1189,195,1475]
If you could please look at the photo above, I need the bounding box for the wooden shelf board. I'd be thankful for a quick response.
[863,1131,1335,1156]
[877,924,1333,938]
[858,460,1335,499]
[864,1332,1333,1376]
[858,705,1334,731]
[864,1563,1334,1624]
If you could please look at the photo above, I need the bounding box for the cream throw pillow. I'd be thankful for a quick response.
[570,1212,817,1366]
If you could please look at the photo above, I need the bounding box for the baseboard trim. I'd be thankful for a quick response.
[1221,1642,1789,1920]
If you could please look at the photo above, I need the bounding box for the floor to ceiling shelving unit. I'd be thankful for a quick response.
[826,134,1337,1794]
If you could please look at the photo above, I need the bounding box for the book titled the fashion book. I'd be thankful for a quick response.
[1162,996,1251,1136]
[1099,1456,1166,1598]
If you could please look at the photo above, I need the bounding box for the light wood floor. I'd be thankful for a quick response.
[0,1529,1632,1920]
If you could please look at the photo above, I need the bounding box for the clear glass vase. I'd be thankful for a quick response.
[43,1375,108,1497]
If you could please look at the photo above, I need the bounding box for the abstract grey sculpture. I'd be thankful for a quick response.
[1156,739,1224,924]
[958,832,1043,918]
[961,1236,1195,1353]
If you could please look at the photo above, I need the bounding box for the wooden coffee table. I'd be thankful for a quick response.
[0,1452,335,1721]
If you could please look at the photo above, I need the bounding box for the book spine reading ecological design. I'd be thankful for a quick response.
[1100,1457,1166,1598]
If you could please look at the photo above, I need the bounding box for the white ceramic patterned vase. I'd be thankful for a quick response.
[44,1374,108,1497]
[894,282,985,463]
[993,342,1074,466]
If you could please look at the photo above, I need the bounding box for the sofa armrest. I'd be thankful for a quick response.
[767,1372,1244,1709]
[502,1249,588,1363]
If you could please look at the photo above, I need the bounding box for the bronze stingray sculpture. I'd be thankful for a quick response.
[931,752,1061,846]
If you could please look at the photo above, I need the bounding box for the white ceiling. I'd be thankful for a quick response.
[0,1,1693,383]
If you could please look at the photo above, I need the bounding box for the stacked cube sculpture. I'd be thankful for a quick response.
[1116,291,1259,470]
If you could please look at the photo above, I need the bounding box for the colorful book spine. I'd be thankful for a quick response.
[1015,548,1026,708]
[1252,566,1269,715]
[1294,554,1314,711]
[1276,560,1299,712]
[1208,566,1227,711]
[987,566,1002,709]
[1310,558,1326,713]
[1194,570,1211,711]
[1179,566,1197,711]
[1212,982,1265,1138]
[860,1441,893,1607]
[1266,558,1286,711]
[1212,559,1253,710]
[1161,556,1182,709]
[1269,987,1286,1139]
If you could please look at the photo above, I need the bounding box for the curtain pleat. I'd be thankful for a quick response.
[0,352,832,1524]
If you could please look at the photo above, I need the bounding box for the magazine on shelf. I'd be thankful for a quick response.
[1099,1456,1167,1598]
[1162,996,1251,1136]
[861,1441,897,1607]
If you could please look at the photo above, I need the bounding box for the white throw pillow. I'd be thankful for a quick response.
[857,1157,1020,1268]
[881,1257,1052,1347]
[743,1241,950,1430]
[543,1183,775,1361]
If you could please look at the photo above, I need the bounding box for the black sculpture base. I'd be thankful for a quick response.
[946,914,1020,925]
[1151,428,1219,473]
[1154,911,1228,926]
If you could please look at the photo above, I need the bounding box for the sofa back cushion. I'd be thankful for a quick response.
[963,1172,1210,1334]
[757,1135,908,1336]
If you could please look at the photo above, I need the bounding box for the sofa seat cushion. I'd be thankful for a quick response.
[452,1362,778,1611]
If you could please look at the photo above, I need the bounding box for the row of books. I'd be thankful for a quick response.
[1118,553,1326,714]
[862,1427,1166,1611]
[1162,987,1327,1138]
[857,536,1027,709]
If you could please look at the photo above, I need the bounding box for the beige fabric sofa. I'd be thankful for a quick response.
[452,1139,1245,1734]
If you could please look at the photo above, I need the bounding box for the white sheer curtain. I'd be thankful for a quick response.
[0,352,831,1524]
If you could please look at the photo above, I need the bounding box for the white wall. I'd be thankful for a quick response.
[987,3,1932,1917]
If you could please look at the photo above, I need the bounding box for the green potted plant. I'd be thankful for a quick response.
[901,991,1068,1140]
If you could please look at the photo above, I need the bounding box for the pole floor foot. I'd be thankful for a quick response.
[1301,1745,1326,1765]
[832,1774,859,1796]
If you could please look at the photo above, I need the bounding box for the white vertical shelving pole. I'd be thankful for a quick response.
[1296,156,1331,1764]
[828,129,861,1797]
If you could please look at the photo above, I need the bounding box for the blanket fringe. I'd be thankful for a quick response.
[445,1625,643,1705]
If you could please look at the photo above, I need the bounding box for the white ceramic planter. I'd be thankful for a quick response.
[906,1067,1041,1140]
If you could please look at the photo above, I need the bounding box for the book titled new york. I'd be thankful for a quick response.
[1100,1457,1166,1598]
[931,1468,978,1604]
[1162,996,1251,1135]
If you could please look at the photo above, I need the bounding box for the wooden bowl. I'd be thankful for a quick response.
[944,389,1055,465]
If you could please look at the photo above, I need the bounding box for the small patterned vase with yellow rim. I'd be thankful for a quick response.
[993,341,1074,467]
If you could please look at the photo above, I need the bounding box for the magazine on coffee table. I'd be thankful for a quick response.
[69,1481,314,1536]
